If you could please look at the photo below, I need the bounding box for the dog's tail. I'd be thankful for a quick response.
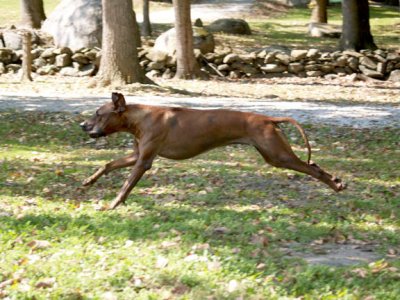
[270,117,312,165]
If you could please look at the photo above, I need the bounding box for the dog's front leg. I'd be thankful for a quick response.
[83,153,139,186]
[109,157,154,209]
[83,141,139,186]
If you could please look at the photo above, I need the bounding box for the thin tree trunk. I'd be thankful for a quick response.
[172,0,202,79]
[97,0,148,86]
[141,0,152,36]
[20,0,46,29]
[310,0,328,23]
[340,0,377,51]
[20,31,33,82]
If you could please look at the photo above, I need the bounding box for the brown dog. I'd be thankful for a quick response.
[80,92,345,209]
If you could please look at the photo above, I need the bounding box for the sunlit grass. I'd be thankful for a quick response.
[0,111,399,298]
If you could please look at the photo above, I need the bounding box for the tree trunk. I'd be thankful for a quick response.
[340,0,377,51]
[310,0,328,23]
[97,0,149,86]
[141,0,152,36]
[172,0,202,79]
[20,31,33,82]
[20,0,46,29]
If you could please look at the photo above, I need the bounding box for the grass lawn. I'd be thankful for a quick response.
[0,111,399,299]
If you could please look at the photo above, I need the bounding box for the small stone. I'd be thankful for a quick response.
[147,61,165,71]
[59,66,80,76]
[290,49,308,61]
[229,70,241,79]
[146,69,161,78]
[33,57,47,68]
[261,64,287,73]
[388,69,400,82]
[162,68,174,79]
[288,62,304,73]
[359,65,384,79]
[71,53,89,64]
[342,50,363,58]
[307,49,320,59]
[55,53,72,67]
[306,70,323,77]
[275,53,290,65]
[217,64,230,71]
[376,62,386,74]
[6,64,21,73]
[360,56,377,70]
[335,56,348,67]
[146,49,168,63]
[0,62,5,74]
[223,53,240,64]
[79,63,96,76]
[40,48,56,59]
[53,47,73,56]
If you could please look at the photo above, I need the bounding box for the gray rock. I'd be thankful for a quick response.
[146,69,161,78]
[335,56,348,67]
[2,30,40,50]
[147,61,165,71]
[31,48,43,59]
[153,27,214,56]
[261,64,287,73]
[223,53,240,64]
[304,64,320,71]
[376,62,386,74]
[207,18,251,35]
[347,57,359,71]
[72,53,89,64]
[386,52,399,61]
[290,50,307,61]
[162,68,174,79]
[53,47,73,56]
[6,64,21,73]
[41,48,56,59]
[229,70,241,79]
[275,53,290,65]
[33,57,47,68]
[320,64,334,73]
[59,66,80,76]
[146,49,168,63]
[84,50,98,61]
[0,49,14,64]
[342,50,363,58]
[359,65,384,79]
[79,63,96,76]
[360,57,377,70]
[55,53,72,67]
[288,63,304,73]
[217,64,230,71]
[264,52,277,64]
[306,70,323,77]
[42,0,102,50]
[0,62,5,74]
[388,69,400,82]
[307,49,320,59]
[36,65,58,75]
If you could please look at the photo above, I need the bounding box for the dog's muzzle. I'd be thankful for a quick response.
[80,122,105,138]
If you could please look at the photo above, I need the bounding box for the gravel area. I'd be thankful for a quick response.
[0,92,399,128]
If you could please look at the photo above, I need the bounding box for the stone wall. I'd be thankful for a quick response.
[0,46,399,81]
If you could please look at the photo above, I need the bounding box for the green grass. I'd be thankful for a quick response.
[0,111,399,299]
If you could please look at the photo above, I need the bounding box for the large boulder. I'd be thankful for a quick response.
[153,27,215,56]
[42,0,102,51]
[1,29,40,50]
[207,18,251,35]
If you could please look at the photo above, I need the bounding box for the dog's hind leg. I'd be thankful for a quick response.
[254,127,345,192]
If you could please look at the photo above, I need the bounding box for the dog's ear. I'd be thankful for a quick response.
[111,92,126,113]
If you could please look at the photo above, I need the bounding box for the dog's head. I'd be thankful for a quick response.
[80,92,127,138]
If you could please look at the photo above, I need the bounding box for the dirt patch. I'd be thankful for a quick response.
[283,243,381,266]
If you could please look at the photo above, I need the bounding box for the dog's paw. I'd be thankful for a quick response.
[82,177,96,186]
